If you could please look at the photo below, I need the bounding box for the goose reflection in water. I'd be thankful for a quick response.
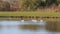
[0,20,60,34]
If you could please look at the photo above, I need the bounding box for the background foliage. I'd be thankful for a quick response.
[21,0,59,11]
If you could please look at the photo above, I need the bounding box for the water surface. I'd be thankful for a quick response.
[0,20,60,34]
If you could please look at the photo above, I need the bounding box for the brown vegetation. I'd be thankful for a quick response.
[0,0,59,11]
[0,0,20,11]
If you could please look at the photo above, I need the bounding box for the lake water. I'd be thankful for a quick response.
[0,20,60,34]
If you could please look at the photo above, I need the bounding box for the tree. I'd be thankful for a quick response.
[3,1,10,11]
[21,0,42,11]
[57,0,60,4]
[46,0,58,6]
[20,0,58,11]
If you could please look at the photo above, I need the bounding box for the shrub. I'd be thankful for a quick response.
[21,0,58,11]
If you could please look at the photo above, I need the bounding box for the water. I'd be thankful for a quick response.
[0,20,60,34]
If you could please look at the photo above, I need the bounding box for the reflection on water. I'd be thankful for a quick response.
[0,20,60,34]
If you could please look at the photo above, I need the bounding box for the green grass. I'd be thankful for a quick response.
[0,11,60,17]
[0,11,59,21]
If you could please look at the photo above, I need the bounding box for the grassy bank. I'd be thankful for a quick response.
[0,11,60,17]
[0,11,60,21]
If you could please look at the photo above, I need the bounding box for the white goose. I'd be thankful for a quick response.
[32,20,37,23]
